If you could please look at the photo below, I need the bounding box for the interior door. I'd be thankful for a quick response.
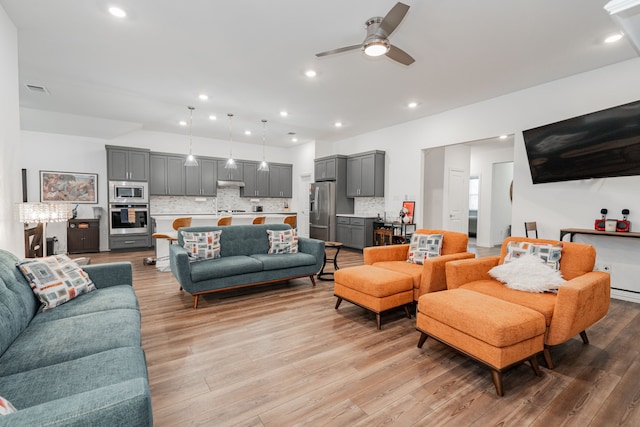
[446,168,466,233]
[297,174,311,238]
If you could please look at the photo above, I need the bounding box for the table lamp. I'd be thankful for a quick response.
[17,202,72,257]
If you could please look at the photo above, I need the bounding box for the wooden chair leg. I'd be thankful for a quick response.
[543,347,554,370]
[193,295,199,310]
[376,313,382,330]
[579,330,589,344]
[491,369,504,396]
[417,332,428,348]
[334,297,343,309]
[530,355,542,377]
[404,305,412,319]
[309,275,316,287]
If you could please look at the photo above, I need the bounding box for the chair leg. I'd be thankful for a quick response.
[376,313,382,330]
[193,295,199,310]
[543,347,554,370]
[404,304,412,319]
[309,275,316,287]
[334,297,343,309]
[491,369,504,396]
[530,355,542,377]
[417,332,428,348]
[579,330,589,344]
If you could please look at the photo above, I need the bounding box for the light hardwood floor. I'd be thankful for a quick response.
[87,247,640,426]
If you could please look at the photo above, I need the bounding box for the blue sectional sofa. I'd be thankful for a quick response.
[170,223,325,308]
[0,249,152,426]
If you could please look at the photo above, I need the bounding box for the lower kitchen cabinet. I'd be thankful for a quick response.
[109,234,150,250]
[336,216,375,249]
[67,219,100,254]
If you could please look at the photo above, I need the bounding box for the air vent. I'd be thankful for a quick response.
[24,84,49,94]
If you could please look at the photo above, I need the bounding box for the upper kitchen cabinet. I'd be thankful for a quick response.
[149,153,185,196]
[217,160,244,181]
[269,164,293,198]
[186,157,217,197]
[346,151,385,197]
[106,146,150,182]
[241,161,270,197]
[314,156,337,181]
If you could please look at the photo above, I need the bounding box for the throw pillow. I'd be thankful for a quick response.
[0,396,16,415]
[267,229,298,254]
[407,233,443,265]
[489,253,566,293]
[182,230,222,262]
[504,241,563,270]
[17,254,96,311]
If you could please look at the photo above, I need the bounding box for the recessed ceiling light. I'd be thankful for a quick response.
[305,70,317,78]
[291,137,298,142]
[408,102,418,108]
[179,120,187,126]
[199,94,209,101]
[499,135,508,139]
[209,115,216,120]
[605,33,624,43]
[334,122,343,128]
[108,7,126,18]
[280,111,288,117]
[244,130,251,135]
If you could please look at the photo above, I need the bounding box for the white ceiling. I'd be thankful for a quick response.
[2,0,638,147]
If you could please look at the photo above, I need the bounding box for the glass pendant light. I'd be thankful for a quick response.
[184,106,198,167]
[258,119,269,172]
[225,113,237,169]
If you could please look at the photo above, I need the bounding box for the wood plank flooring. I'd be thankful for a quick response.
[86,247,640,426]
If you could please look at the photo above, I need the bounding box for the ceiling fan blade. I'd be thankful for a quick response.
[379,2,410,37]
[316,44,362,58]
[386,44,415,66]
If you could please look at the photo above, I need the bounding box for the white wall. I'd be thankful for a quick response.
[490,162,513,245]
[0,7,23,256]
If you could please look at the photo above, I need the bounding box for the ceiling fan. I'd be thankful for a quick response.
[316,2,415,66]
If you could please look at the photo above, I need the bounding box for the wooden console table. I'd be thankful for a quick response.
[559,228,640,242]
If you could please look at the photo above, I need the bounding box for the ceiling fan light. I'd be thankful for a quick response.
[363,40,389,57]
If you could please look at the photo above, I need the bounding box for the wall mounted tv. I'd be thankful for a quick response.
[522,99,640,184]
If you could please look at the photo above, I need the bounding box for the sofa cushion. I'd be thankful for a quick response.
[267,229,298,254]
[16,255,96,310]
[460,280,557,326]
[489,254,566,293]
[28,285,139,325]
[0,347,148,411]
[250,253,317,271]
[182,230,222,261]
[189,256,263,282]
[407,234,443,264]
[0,308,140,376]
[372,261,422,289]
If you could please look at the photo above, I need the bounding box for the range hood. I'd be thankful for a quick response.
[217,180,245,188]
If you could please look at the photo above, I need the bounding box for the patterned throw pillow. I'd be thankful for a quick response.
[407,234,443,264]
[0,396,17,415]
[182,231,222,262]
[504,241,563,270]
[267,229,298,254]
[17,255,96,311]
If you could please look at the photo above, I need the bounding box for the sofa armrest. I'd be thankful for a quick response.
[418,252,476,295]
[83,262,132,288]
[363,244,410,265]
[298,237,325,272]
[169,244,193,291]
[445,256,500,289]
[546,271,611,346]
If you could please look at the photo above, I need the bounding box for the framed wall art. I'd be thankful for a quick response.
[40,171,98,203]
[402,201,415,224]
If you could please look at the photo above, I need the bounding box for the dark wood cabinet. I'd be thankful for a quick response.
[67,219,100,254]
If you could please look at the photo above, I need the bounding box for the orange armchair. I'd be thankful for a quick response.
[445,236,610,368]
[363,229,475,301]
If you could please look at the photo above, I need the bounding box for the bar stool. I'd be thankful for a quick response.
[252,216,266,224]
[283,215,297,229]
[148,217,192,269]
[217,216,233,226]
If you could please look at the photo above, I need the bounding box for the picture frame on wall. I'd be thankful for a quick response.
[402,201,415,224]
[40,171,98,203]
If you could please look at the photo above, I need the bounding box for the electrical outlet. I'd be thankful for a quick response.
[602,263,612,273]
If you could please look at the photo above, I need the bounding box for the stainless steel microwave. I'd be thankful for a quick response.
[108,181,149,203]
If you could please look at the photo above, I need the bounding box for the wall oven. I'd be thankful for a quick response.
[109,204,149,235]
[109,181,149,204]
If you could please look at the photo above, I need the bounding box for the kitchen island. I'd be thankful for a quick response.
[151,212,296,271]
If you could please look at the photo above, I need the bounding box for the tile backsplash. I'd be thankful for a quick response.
[353,197,386,218]
[150,187,291,214]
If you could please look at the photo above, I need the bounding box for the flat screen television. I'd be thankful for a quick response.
[522,100,640,184]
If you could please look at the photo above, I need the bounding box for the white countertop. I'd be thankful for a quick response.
[152,212,295,219]
[336,214,379,218]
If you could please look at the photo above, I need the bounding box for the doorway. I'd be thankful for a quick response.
[297,173,311,237]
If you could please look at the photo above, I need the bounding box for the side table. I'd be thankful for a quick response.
[317,241,343,281]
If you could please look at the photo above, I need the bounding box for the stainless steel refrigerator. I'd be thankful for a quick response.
[309,181,352,241]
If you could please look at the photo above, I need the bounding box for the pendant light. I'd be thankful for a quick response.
[258,119,269,172]
[225,113,237,169]
[184,106,198,167]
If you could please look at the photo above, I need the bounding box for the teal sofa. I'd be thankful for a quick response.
[170,223,325,308]
[0,249,152,426]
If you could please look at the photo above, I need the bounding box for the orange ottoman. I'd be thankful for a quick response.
[416,288,546,396]
[334,265,413,330]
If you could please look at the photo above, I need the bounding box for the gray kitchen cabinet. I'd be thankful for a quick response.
[314,157,337,181]
[186,157,217,196]
[241,161,270,197]
[106,146,150,182]
[336,216,375,249]
[269,164,292,198]
[217,160,244,181]
[149,153,185,195]
[346,151,385,197]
